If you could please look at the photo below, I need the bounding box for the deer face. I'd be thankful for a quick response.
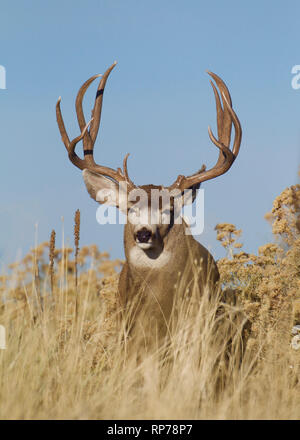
[82,171,197,251]
[127,185,177,251]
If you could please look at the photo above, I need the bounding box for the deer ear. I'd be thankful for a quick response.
[82,169,118,205]
[82,169,128,211]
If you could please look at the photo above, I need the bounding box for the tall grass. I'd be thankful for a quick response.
[0,178,299,420]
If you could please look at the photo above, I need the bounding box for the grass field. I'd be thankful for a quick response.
[0,180,299,420]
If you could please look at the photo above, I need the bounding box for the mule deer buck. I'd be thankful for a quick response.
[56,62,242,340]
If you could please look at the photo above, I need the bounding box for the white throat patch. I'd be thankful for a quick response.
[129,246,171,269]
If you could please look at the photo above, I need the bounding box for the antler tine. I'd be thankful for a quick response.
[74,61,117,154]
[208,71,232,143]
[74,62,119,169]
[220,91,241,158]
[89,61,117,144]
[168,72,242,191]
[122,153,135,187]
[56,96,70,151]
[75,73,102,150]
[68,119,93,168]
[56,96,94,169]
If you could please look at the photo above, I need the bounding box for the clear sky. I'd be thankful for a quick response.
[0,0,299,266]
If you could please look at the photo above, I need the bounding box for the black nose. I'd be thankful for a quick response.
[136,229,152,243]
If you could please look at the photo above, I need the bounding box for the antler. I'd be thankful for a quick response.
[56,62,135,190]
[169,71,242,191]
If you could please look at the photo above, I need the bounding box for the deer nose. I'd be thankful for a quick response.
[136,228,152,243]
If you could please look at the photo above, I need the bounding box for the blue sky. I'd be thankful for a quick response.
[0,0,299,265]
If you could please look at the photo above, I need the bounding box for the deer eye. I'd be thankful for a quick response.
[128,205,141,222]
[132,206,140,216]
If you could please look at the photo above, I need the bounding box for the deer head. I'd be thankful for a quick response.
[56,62,241,255]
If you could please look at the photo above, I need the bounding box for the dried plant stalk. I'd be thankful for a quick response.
[74,209,80,319]
[49,229,56,297]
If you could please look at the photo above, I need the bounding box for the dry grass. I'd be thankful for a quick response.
[0,179,299,420]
